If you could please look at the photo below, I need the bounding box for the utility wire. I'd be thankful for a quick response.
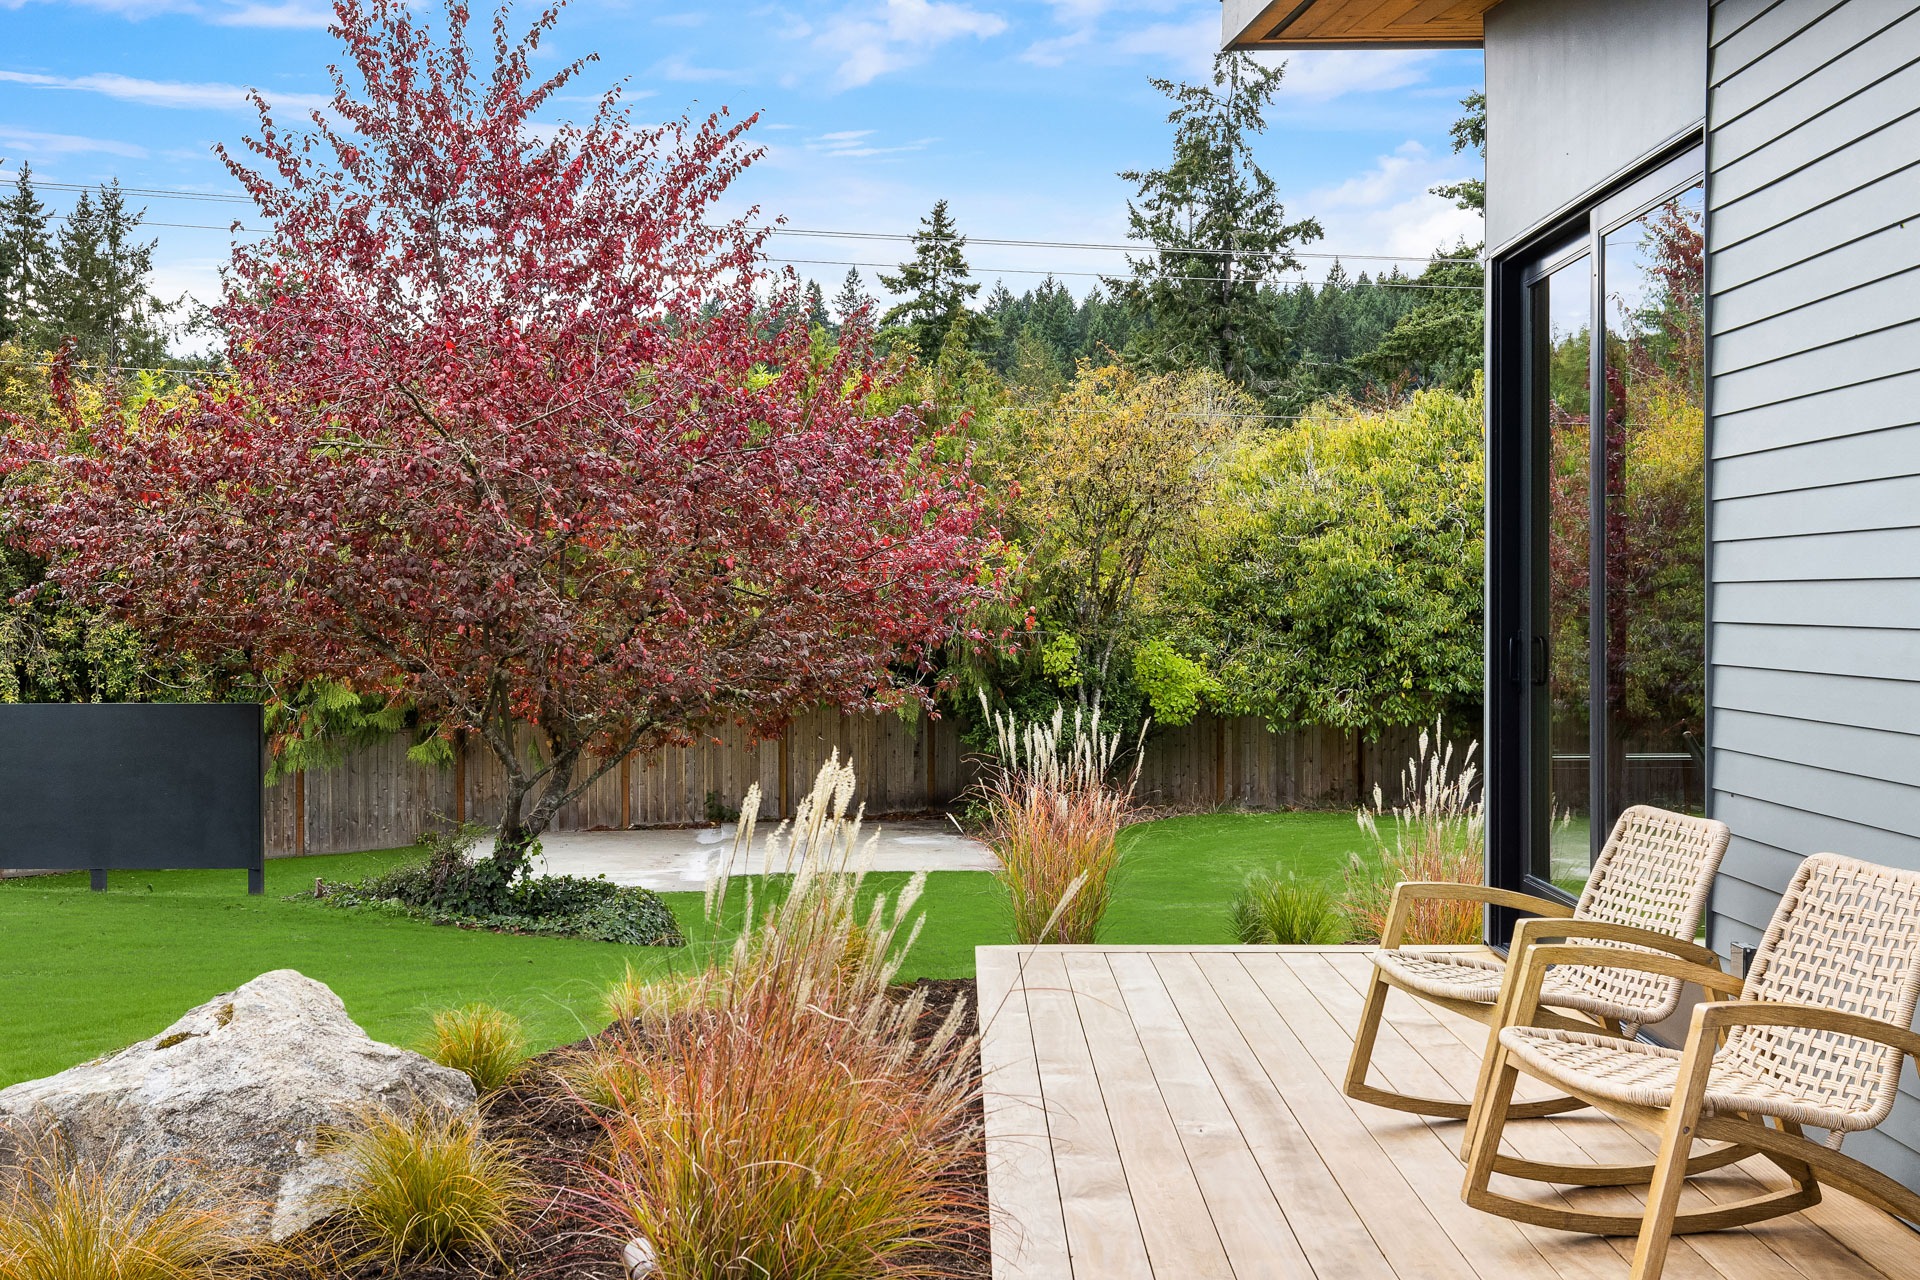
[15,177,1480,264]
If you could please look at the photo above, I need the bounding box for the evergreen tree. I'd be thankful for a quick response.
[1114,51,1321,391]
[41,182,169,369]
[981,278,1021,372]
[1432,91,1487,213]
[804,278,830,330]
[0,165,51,346]
[879,199,979,360]
[831,266,872,328]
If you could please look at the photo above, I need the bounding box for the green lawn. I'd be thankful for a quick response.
[0,809,1375,1086]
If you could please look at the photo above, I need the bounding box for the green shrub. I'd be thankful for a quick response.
[1232,872,1346,945]
[311,839,683,947]
[0,1130,242,1280]
[423,1004,526,1095]
[322,1108,529,1267]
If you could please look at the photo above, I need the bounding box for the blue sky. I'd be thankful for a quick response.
[0,0,1484,344]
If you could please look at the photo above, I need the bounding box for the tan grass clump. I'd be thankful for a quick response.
[980,700,1144,945]
[1343,723,1484,945]
[0,1130,246,1280]
[421,1003,527,1095]
[318,1107,530,1267]
[585,754,982,1279]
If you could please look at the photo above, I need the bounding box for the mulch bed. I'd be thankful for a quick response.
[262,978,988,1279]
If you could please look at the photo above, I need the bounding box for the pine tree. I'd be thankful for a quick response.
[878,199,980,360]
[1114,51,1321,391]
[804,279,830,331]
[0,164,51,346]
[832,266,872,328]
[1432,91,1487,213]
[40,182,169,369]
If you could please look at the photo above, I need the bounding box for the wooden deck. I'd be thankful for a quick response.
[977,945,1920,1280]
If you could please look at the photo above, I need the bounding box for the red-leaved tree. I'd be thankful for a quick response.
[0,0,1001,871]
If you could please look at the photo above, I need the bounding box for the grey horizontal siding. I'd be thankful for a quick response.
[1712,4,1920,159]
[1715,423,1920,496]
[1708,0,1920,1195]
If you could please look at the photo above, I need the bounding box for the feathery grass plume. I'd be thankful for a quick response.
[1343,721,1485,944]
[979,697,1145,944]
[1232,872,1347,945]
[421,1003,526,1095]
[0,1127,248,1280]
[319,1107,530,1267]
[584,754,982,1277]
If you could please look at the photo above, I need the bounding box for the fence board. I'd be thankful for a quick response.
[262,712,1447,858]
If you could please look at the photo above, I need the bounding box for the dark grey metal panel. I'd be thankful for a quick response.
[1483,0,1706,252]
[0,704,264,891]
[1715,424,1920,496]
[1714,221,1920,331]
[1713,474,1920,538]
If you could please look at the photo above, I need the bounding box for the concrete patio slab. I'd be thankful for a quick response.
[531,818,997,892]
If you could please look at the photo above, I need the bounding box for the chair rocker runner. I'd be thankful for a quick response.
[1462,853,1920,1280]
[1346,806,1739,1186]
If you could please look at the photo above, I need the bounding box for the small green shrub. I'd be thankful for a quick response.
[0,1130,242,1280]
[423,1004,526,1095]
[311,844,683,947]
[322,1108,529,1267]
[1232,873,1346,945]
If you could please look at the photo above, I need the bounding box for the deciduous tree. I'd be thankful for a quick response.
[0,0,1001,875]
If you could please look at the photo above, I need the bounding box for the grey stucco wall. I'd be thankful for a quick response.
[1705,0,1920,1191]
[1485,0,1707,251]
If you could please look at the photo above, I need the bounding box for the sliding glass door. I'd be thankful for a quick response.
[1499,146,1706,904]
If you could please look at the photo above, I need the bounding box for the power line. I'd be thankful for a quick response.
[8,176,1479,265]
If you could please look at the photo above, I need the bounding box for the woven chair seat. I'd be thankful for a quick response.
[1499,1026,1888,1137]
[1370,948,1670,1026]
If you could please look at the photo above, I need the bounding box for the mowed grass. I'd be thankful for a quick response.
[0,809,1376,1086]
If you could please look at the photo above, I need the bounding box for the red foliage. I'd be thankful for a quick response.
[0,0,1001,857]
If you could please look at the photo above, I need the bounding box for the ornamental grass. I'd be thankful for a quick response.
[980,701,1144,945]
[582,756,981,1280]
[421,1002,527,1095]
[0,1130,246,1280]
[1343,723,1485,945]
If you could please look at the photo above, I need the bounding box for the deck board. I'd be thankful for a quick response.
[979,946,1920,1280]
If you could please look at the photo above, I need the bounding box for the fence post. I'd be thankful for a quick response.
[294,769,306,858]
[778,724,792,819]
[619,751,632,829]
[453,737,466,825]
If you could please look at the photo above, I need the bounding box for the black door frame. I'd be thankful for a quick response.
[1485,139,1706,944]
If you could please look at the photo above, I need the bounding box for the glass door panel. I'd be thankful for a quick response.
[1530,255,1593,889]
[1600,189,1707,832]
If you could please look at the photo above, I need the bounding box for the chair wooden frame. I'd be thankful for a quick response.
[1462,937,1920,1280]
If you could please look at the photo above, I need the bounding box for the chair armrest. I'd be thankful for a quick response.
[1382,881,1573,948]
[1691,1000,1920,1060]
[1500,943,1744,1029]
[1508,916,1721,970]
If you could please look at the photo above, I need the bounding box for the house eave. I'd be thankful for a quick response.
[1222,0,1494,51]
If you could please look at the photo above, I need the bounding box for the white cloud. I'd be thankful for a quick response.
[211,1,331,28]
[1305,141,1483,260]
[0,123,147,157]
[1279,51,1438,102]
[655,52,740,82]
[801,127,934,158]
[0,70,331,113]
[815,0,1007,90]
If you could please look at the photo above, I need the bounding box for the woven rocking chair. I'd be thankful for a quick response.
[1462,852,1920,1280]
[1345,806,1732,1185]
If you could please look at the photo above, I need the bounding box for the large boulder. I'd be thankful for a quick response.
[0,969,476,1242]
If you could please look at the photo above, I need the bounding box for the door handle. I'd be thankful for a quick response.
[1531,635,1549,687]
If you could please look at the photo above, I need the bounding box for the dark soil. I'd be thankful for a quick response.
[260,977,988,1279]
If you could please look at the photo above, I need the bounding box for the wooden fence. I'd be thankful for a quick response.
[264,711,1437,858]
